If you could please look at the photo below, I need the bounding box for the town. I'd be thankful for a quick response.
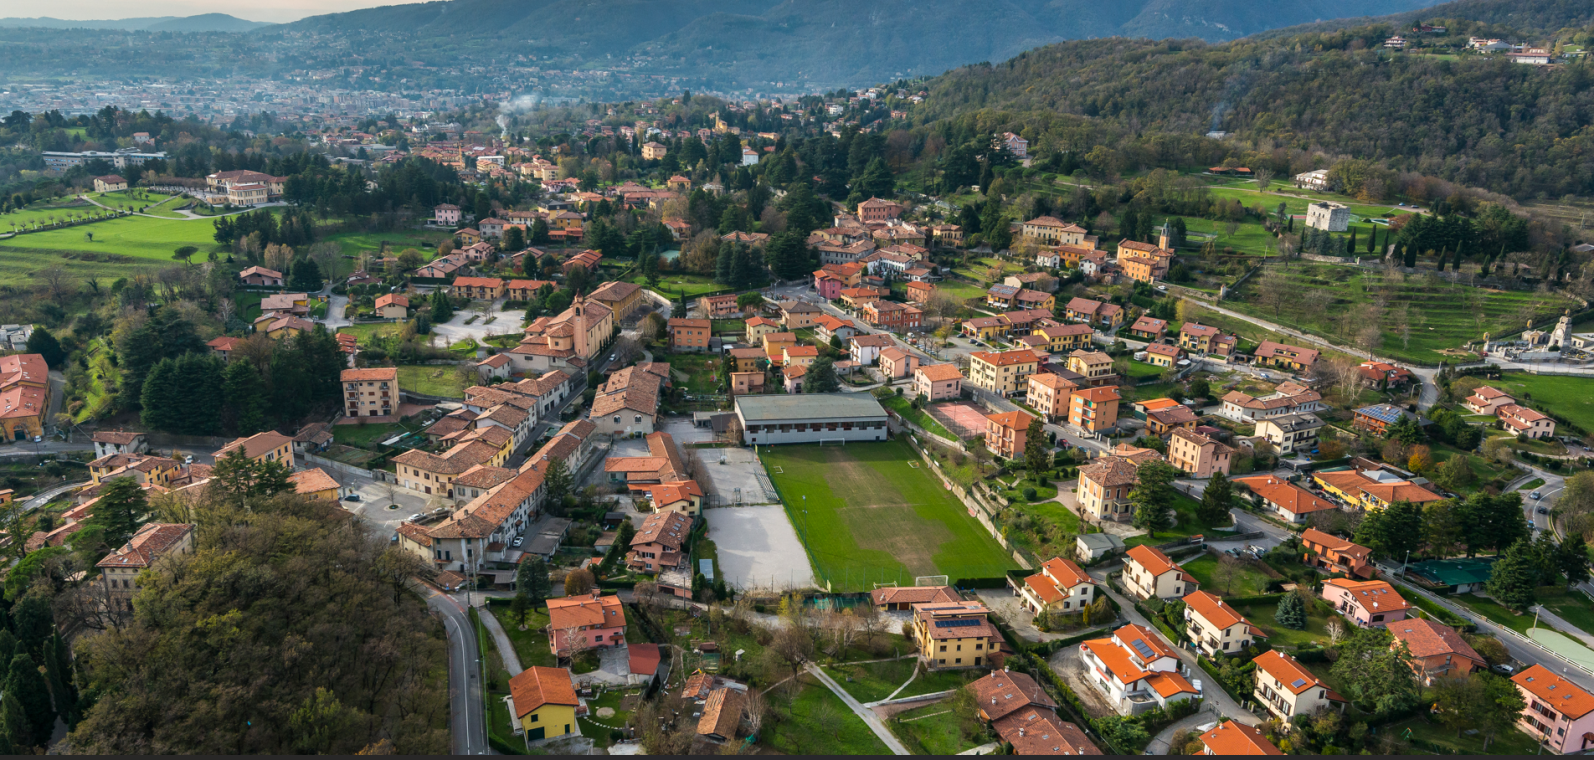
[1,7,1594,757]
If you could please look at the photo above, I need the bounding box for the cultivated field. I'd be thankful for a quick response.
[760,440,1017,591]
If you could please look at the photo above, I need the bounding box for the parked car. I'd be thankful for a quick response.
[342,493,361,502]
[1531,491,1543,500]
[512,536,525,548]
[409,513,425,522]
[1492,663,1516,676]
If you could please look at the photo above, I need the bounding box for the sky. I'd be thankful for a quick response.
[2,0,422,23]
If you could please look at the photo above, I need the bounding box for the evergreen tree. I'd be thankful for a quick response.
[1024,417,1048,480]
[209,448,293,506]
[542,458,572,513]
[0,688,29,752]
[502,225,525,251]
[1129,462,1178,537]
[23,327,65,367]
[1274,592,1306,630]
[529,218,551,245]
[222,359,269,435]
[1199,471,1235,526]
[1348,227,1357,253]
[92,477,147,551]
[288,258,324,291]
[1487,539,1537,612]
[170,352,225,435]
[138,357,183,431]
[10,595,50,660]
[1402,245,1417,268]
[731,243,762,288]
[430,290,454,322]
[802,358,841,393]
[715,241,736,285]
[1558,534,1590,587]
[1120,207,1140,241]
[6,653,54,747]
[42,632,76,728]
[516,555,551,611]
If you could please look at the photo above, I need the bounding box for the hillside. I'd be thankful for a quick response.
[0,14,271,32]
[276,0,1449,87]
[904,0,1594,199]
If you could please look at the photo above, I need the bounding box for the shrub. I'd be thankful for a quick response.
[1023,487,1038,500]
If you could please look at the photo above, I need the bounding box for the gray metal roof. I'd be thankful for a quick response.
[735,393,888,422]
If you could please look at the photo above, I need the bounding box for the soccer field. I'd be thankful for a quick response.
[760,440,1018,592]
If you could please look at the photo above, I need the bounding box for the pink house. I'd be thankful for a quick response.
[435,203,461,226]
[1512,664,1594,753]
[914,364,963,402]
[815,271,844,301]
[1320,578,1409,628]
[879,347,920,379]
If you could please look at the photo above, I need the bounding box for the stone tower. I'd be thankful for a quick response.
[571,293,589,360]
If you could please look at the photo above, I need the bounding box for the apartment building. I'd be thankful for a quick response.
[910,601,1002,670]
[1069,386,1121,433]
[1253,650,1346,721]
[1511,665,1594,754]
[1027,373,1078,421]
[913,363,963,402]
[967,350,1040,397]
[342,367,399,418]
[984,410,1034,459]
[1182,591,1265,658]
[668,318,711,352]
[1167,428,1233,478]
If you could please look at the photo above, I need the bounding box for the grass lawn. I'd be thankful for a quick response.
[1225,262,1575,365]
[321,228,453,278]
[1407,592,1473,629]
[0,196,103,230]
[762,441,1019,591]
[640,274,723,299]
[333,421,408,449]
[1536,587,1594,637]
[1005,499,1086,559]
[397,365,467,398]
[712,319,747,334]
[1494,373,1594,434]
[1122,360,1170,380]
[890,699,984,755]
[881,395,955,440]
[1450,591,1534,634]
[825,657,917,703]
[74,338,120,423]
[1182,554,1274,597]
[1233,601,1336,649]
[338,322,409,345]
[488,604,558,669]
[1517,478,1546,491]
[1125,493,1234,547]
[577,688,637,748]
[666,353,725,395]
[1386,715,1540,755]
[235,291,266,320]
[761,675,892,756]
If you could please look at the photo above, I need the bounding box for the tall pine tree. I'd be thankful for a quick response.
[222,360,269,435]
[6,653,54,748]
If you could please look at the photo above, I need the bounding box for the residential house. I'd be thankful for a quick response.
[1321,578,1409,627]
[783,345,819,370]
[727,347,767,374]
[1077,456,1139,522]
[1144,343,1183,368]
[1234,476,1336,525]
[453,277,506,300]
[1252,650,1347,721]
[626,509,692,573]
[861,300,922,332]
[93,175,128,192]
[744,316,781,343]
[914,364,964,402]
[857,197,904,223]
[1069,385,1121,433]
[508,666,579,741]
[967,350,1040,396]
[207,336,243,362]
[762,332,798,363]
[905,280,935,304]
[1252,413,1325,456]
[972,670,1103,755]
[342,367,399,418]
[1123,545,1196,601]
[910,601,1003,670]
[591,369,663,438]
[814,270,845,300]
[92,431,147,459]
[1066,350,1115,386]
[668,318,711,352]
[697,685,748,743]
[962,316,1013,343]
[288,468,342,501]
[1033,323,1094,354]
[779,300,823,329]
[1358,361,1414,390]
[1463,386,1515,415]
[1388,617,1486,686]
[588,280,645,321]
[1253,341,1319,373]
[239,266,284,286]
[1198,720,1283,755]
[985,410,1034,459]
[1183,590,1266,658]
[1499,404,1556,439]
[1027,373,1078,421]
[1352,403,1410,436]
[1218,382,1325,423]
[633,480,704,517]
[1017,557,1096,615]
[1147,404,1199,437]
[216,431,294,468]
[1128,316,1167,340]
[96,523,194,613]
[698,294,741,319]
[730,371,764,395]
[1120,253,1169,284]
[1311,468,1444,511]
[375,293,410,319]
[1511,665,1594,753]
[813,315,860,344]
[879,347,919,380]
[1020,216,1088,246]
[841,286,888,308]
[1064,298,1124,329]
[1079,624,1199,715]
[547,592,627,656]
[870,585,960,611]
[1167,428,1232,478]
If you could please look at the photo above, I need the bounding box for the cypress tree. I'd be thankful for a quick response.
[1368,226,1379,254]
[1348,226,1357,253]
[223,359,269,435]
[0,689,29,752]
[138,357,182,432]
[1402,245,1417,268]
[42,633,75,728]
[715,242,735,285]
[6,653,54,747]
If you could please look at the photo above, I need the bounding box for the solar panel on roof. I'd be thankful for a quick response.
[1291,678,1307,688]
[934,618,982,628]
[1130,639,1156,659]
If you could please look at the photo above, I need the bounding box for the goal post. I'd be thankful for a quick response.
[915,575,950,587]
[818,438,847,446]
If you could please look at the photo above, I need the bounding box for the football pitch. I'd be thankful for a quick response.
[760,440,1018,592]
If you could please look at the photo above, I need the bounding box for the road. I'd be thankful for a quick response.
[78,193,285,220]
[418,582,491,756]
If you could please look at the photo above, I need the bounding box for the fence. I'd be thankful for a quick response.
[905,435,1034,571]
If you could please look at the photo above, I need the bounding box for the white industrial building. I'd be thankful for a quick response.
[734,394,890,446]
[1305,201,1350,232]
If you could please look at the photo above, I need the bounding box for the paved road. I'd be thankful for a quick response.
[418,582,491,756]
[479,604,525,675]
[805,663,911,755]
[20,480,91,511]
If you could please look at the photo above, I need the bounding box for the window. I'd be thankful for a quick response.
[939,645,946,652]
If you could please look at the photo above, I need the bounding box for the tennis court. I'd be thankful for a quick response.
[927,402,990,439]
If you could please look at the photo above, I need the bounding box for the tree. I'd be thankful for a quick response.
[1486,539,1537,613]
[222,359,269,435]
[502,225,525,252]
[1199,471,1235,526]
[1558,534,1591,587]
[1353,500,1423,560]
[85,477,147,552]
[516,556,551,613]
[1212,554,1242,594]
[208,448,293,506]
[43,631,77,729]
[1024,417,1048,480]
[1430,454,1475,493]
[24,327,65,367]
[802,357,841,393]
[288,258,324,291]
[564,568,595,595]
[1129,461,1178,537]
[1274,590,1306,630]
[540,457,572,515]
[6,653,54,748]
[1330,627,1419,715]
[0,688,29,752]
[1433,673,1525,750]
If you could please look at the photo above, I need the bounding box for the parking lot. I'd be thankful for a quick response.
[699,446,778,506]
[705,505,816,592]
[338,473,438,538]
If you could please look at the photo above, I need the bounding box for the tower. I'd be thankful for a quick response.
[570,293,589,360]
[1158,222,1171,251]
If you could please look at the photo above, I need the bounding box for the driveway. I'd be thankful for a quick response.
[974,588,1112,644]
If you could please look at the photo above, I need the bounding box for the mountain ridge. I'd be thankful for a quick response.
[0,13,272,32]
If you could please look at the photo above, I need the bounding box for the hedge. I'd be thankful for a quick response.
[956,575,1014,589]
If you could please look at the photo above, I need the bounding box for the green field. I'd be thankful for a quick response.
[1182,554,1273,596]
[0,212,236,286]
[0,196,104,230]
[1226,262,1575,365]
[890,700,983,755]
[761,441,1019,590]
[1494,373,1594,434]
[321,228,453,277]
[762,675,893,755]
[637,273,723,299]
[397,365,466,398]
[1385,715,1540,755]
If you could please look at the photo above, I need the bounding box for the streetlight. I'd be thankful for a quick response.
[1401,549,1412,578]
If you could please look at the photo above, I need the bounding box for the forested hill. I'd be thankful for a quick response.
[276,0,1448,88]
[1246,0,1594,40]
[906,0,1594,199]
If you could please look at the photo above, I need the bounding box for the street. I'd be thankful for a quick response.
[417,582,491,755]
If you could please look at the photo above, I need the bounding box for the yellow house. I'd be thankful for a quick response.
[960,316,1011,342]
[288,468,341,501]
[456,228,482,245]
[910,600,1002,670]
[745,316,781,343]
[762,331,797,358]
[967,350,1040,396]
[1033,323,1093,353]
[588,280,646,321]
[216,431,296,469]
[1066,350,1115,383]
[509,666,579,741]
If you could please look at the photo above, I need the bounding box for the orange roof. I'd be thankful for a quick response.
[1237,476,1336,516]
[1182,590,1260,633]
[1073,386,1121,403]
[986,410,1034,431]
[917,363,963,382]
[341,367,398,382]
[1125,545,1179,577]
[1253,650,1343,699]
[547,593,626,631]
[1299,528,1371,560]
[1388,617,1484,666]
[287,468,340,494]
[509,666,579,716]
[1137,397,1182,412]
[970,349,1040,366]
[1513,664,1594,719]
[1041,557,1091,590]
[1113,623,1177,661]
[1201,720,1283,755]
[1024,573,1067,605]
[1322,578,1411,613]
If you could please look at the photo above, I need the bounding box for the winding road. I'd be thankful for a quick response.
[416,582,491,756]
